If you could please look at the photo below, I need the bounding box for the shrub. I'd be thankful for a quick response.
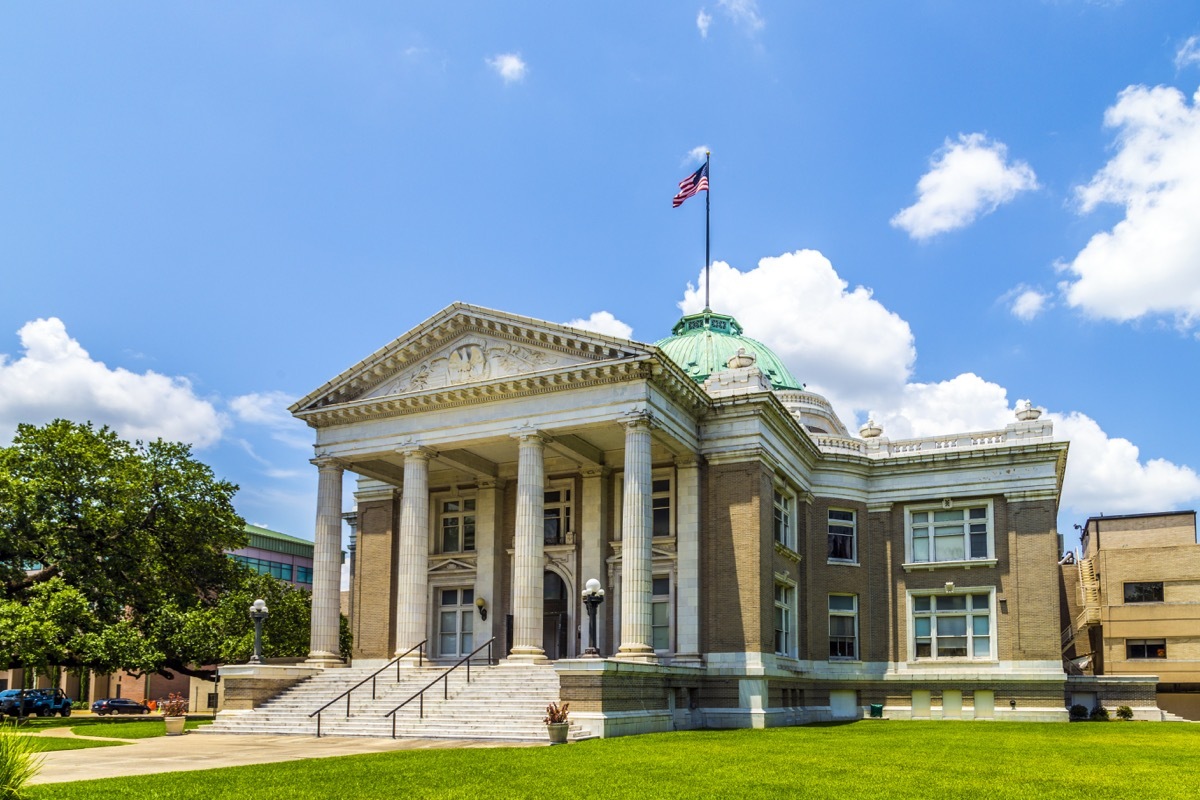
[0,725,43,800]
[158,693,188,717]
[543,702,570,724]
[69,701,88,711]
[1116,705,1134,721]
[1069,704,1089,721]
[1090,705,1110,721]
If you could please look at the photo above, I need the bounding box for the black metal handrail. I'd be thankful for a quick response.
[385,638,495,738]
[310,640,426,738]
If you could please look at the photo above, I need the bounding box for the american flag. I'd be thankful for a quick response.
[672,162,709,208]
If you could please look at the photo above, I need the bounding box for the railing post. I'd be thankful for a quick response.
[317,712,321,738]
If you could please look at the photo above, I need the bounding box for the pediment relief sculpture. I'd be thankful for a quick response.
[366,336,577,398]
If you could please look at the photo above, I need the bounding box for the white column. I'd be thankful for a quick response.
[308,458,345,665]
[618,412,656,660]
[394,446,432,662]
[674,455,702,664]
[473,479,501,652]
[580,467,611,655]
[508,431,547,663]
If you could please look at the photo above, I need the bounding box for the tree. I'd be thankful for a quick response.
[0,419,248,677]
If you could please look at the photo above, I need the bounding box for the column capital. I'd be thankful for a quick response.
[398,443,437,461]
[622,409,654,432]
[511,426,551,446]
[581,465,612,479]
[310,455,347,471]
[476,477,508,491]
[674,453,703,469]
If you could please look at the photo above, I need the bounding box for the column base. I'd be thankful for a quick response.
[504,647,549,665]
[670,653,703,667]
[615,645,659,664]
[304,653,347,668]
[393,654,428,668]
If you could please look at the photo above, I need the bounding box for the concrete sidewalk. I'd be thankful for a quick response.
[31,731,540,785]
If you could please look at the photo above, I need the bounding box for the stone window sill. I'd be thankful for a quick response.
[902,558,997,572]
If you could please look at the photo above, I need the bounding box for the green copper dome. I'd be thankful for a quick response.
[654,310,803,391]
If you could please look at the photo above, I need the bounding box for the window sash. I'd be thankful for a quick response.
[773,491,793,547]
[909,505,990,563]
[1123,582,1164,603]
[828,508,856,561]
[911,593,992,660]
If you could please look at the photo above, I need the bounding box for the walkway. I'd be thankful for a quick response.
[31,729,541,785]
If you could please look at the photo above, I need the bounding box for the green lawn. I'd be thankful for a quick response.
[65,719,210,740]
[24,737,126,753]
[26,722,1200,799]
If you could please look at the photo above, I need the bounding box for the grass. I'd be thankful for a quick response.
[24,721,1200,800]
[23,738,125,753]
[63,720,210,740]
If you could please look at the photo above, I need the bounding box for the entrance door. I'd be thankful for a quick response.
[437,587,475,658]
[543,571,569,659]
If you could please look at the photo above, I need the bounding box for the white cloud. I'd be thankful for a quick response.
[891,133,1038,240]
[563,311,634,340]
[684,145,709,166]
[1060,84,1200,327]
[677,251,1200,523]
[230,390,310,450]
[718,0,764,32]
[0,318,225,448]
[679,251,916,418]
[486,53,527,84]
[867,373,1200,520]
[1176,36,1200,70]
[696,1,764,37]
[1007,286,1051,321]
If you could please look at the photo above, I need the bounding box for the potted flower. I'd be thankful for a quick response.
[543,702,570,745]
[159,693,188,736]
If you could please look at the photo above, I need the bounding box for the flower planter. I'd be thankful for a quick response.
[546,722,569,745]
[164,715,187,736]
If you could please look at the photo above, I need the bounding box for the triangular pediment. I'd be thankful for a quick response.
[291,303,652,413]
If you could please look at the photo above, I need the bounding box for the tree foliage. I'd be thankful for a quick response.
[0,419,349,680]
[0,420,246,676]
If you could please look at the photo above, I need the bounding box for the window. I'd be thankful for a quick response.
[295,565,313,585]
[908,503,992,564]
[829,595,858,659]
[828,509,856,562]
[652,479,672,537]
[774,582,795,657]
[544,487,572,545]
[232,555,294,583]
[440,498,476,553]
[1124,582,1164,603]
[1127,639,1167,659]
[773,490,795,549]
[651,577,671,652]
[911,592,992,660]
[437,587,475,658]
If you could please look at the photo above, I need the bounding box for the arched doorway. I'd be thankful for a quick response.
[543,571,569,659]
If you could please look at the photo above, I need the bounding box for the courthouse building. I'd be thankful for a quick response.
[276,301,1102,735]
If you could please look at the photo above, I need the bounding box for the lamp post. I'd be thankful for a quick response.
[248,599,269,665]
[581,579,605,658]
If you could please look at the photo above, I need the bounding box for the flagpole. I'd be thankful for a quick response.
[705,151,711,312]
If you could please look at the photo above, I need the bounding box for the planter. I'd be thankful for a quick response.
[164,715,187,736]
[546,722,569,745]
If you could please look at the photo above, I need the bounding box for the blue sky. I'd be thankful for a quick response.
[4,2,1200,555]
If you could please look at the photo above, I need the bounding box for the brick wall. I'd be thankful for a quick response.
[702,461,769,654]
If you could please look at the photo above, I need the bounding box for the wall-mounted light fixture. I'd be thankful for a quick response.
[944,582,955,594]
[475,596,487,621]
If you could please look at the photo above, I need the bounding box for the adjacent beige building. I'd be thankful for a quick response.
[1061,511,1200,720]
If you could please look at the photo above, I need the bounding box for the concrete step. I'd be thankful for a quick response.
[208,663,569,741]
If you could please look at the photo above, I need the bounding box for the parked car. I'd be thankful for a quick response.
[32,688,73,717]
[0,689,31,717]
[91,697,151,716]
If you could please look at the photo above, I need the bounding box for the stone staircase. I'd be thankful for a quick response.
[205,662,589,742]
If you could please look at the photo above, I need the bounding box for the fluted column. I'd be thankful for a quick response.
[395,446,433,662]
[674,454,702,664]
[618,412,656,660]
[507,431,548,662]
[308,458,345,665]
